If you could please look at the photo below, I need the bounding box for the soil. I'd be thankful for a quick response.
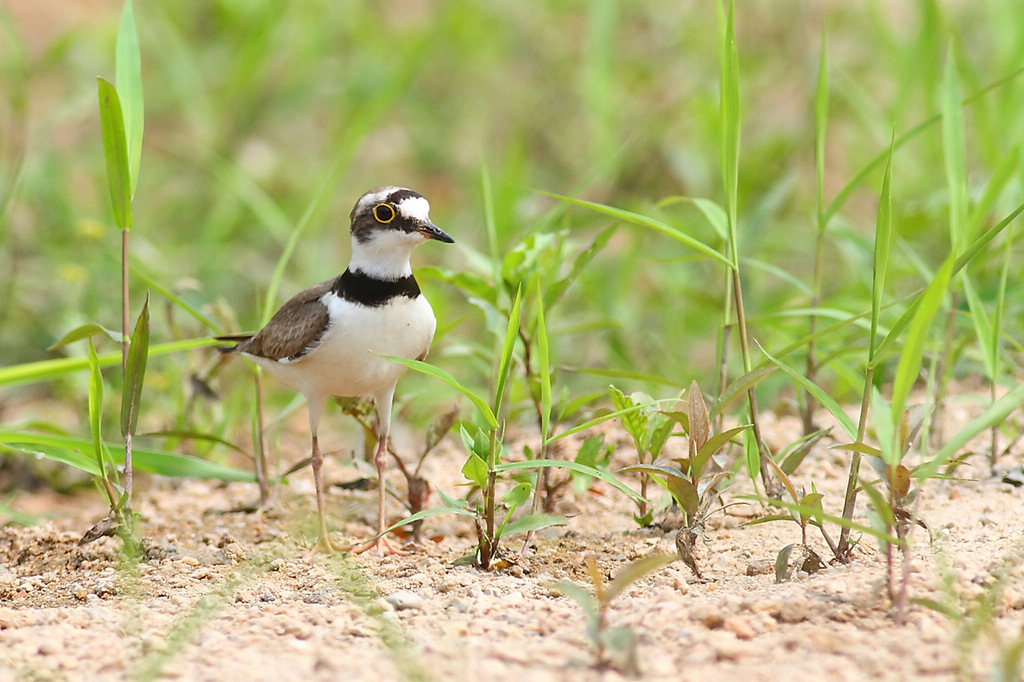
[2,409,1024,682]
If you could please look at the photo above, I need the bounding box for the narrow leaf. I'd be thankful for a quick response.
[942,45,968,252]
[536,285,552,440]
[605,554,677,603]
[535,190,732,267]
[499,513,566,538]
[495,458,648,505]
[121,294,150,437]
[759,343,858,440]
[493,286,522,418]
[889,256,953,436]
[814,29,829,227]
[383,356,498,428]
[87,340,108,480]
[921,380,1024,478]
[47,323,124,350]
[0,430,255,482]
[115,0,143,196]
[870,132,895,361]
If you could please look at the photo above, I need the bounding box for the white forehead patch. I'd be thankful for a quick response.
[356,187,398,213]
[397,196,431,222]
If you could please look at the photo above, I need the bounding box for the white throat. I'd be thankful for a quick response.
[348,230,423,279]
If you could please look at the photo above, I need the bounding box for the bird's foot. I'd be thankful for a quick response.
[345,534,410,557]
[313,532,348,554]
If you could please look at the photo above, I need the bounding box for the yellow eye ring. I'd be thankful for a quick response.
[373,203,396,223]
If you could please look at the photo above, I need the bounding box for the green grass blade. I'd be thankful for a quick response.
[870,132,895,361]
[536,191,731,267]
[115,0,143,197]
[921,381,1024,478]
[495,458,647,506]
[942,44,968,252]
[87,339,108,482]
[814,28,829,228]
[382,355,498,429]
[47,323,124,350]
[889,255,954,446]
[823,66,1024,225]
[492,285,522,418]
[960,273,994,379]
[870,200,1024,368]
[480,159,501,287]
[121,294,150,438]
[759,344,857,440]
[498,513,567,539]
[966,146,1019,238]
[260,152,347,326]
[536,286,552,441]
[710,364,777,418]
[97,77,132,231]
[718,0,741,252]
[605,553,677,603]
[0,338,221,390]
[131,261,221,333]
[0,430,255,482]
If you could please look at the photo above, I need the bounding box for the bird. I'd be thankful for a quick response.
[217,186,454,554]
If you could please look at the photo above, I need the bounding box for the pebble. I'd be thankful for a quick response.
[777,596,811,623]
[723,615,757,640]
[385,591,424,611]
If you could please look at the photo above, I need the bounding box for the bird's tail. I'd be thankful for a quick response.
[214,334,254,354]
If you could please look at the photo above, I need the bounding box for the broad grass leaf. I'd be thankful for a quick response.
[461,451,488,490]
[693,425,749,479]
[687,380,709,450]
[668,476,699,517]
[97,78,132,231]
[502,482,532,509]
[0,430,255,482]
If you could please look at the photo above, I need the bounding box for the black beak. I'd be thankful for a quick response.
[418,221,455,244]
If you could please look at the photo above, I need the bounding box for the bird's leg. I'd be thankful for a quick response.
[311,433,342,553]
[350,432,408,556]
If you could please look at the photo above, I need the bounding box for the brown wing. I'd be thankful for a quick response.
[240,279,335,362]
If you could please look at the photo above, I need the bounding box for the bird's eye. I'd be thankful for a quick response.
[373,203,396,223]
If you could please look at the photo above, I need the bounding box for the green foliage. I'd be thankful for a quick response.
[553,553,676,674]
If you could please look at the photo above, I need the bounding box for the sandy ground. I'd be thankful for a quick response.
[2,411,1024,682]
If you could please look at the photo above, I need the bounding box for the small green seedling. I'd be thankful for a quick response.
[553,553,676,675]
[622,380,748,578]
[609,387,676,526]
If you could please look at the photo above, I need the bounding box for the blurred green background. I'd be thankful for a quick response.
[1,1,1022,458]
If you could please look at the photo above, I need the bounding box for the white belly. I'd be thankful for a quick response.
[251,294,436,403]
